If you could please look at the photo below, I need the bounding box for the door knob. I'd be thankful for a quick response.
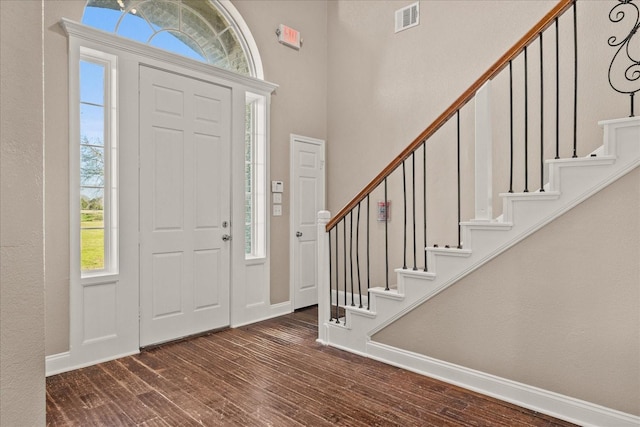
[222,234,231,241]
[296,231,303,237]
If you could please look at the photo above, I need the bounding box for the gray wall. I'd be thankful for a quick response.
[44,0,81,357]
[374,167,640,415]
[231,0,328,304]
[0,1,46,424]
[4,0,635,420]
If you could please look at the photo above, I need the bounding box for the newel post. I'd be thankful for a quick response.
[475,81,493,221]
[316,210,331,344]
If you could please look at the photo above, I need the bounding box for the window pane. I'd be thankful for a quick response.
[80,61,104,105]
[150,30,206,62]
[81,187,104,271]
[183,0,229,33]
[80,187,104,213]
[80,145,105,187]
[117,10,154,43]
[138,1,179,32]
[80,103,105,146]
[81,228,105,271]
[83,5,120,33]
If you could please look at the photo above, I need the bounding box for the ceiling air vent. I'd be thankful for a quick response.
[395,2,419,33]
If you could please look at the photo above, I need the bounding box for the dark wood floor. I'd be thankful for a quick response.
[47,307,577,426]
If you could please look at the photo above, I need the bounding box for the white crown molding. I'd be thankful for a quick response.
[59,18,277,95]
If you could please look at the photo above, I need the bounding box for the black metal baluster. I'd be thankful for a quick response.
[509,60,514,193]
[349,211,355,307]
[572,0,578,158]
[356,202,362,308]
[540,32,545,192]
[555,17,560,160]
[456,110,462,249]
[384,178,390,291]
[412,152,417,270]
[524,46,530,193]
[402,161,407,269]
[366,194,370,309]
[342,219,347,311]
[334,226,340,324]
[423,143,428,271]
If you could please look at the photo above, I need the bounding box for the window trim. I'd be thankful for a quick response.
[76,47,119,279]
[245,92,267,261]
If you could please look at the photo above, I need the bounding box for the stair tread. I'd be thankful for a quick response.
[427,247,472,256]
[344,305,376,318]
[499,190,560,198]
[394,268,436,279]
[459,221,513,229]
[369,287,404,300]
[546,155,615,165]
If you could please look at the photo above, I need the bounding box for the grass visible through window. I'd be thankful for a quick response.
[81,210,104,270]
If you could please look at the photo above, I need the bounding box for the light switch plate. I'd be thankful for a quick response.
[271,180,284,193]
[273,193,282,204]
[273,204,282,216]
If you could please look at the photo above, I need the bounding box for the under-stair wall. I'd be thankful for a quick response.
[373,166,639,417]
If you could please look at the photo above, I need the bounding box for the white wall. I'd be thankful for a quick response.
[0,1,46,424]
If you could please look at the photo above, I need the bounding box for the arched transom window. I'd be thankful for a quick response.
[83,0,254,76]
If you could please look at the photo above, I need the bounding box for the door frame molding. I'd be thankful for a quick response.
[289,134,326,311]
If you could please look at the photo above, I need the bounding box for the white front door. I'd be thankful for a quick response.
[139,66,231,346]
[290,135,325,310]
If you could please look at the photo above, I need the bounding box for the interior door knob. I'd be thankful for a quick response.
[222,234,231,241]
[296,231,303,237]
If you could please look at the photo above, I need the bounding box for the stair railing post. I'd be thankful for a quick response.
[474,80,493,221]
[317,210,331,345]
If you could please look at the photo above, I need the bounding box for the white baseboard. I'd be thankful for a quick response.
[366,341,640,427]
[231,301,292,328]
[48,303,293,376]
[46,349,140,377]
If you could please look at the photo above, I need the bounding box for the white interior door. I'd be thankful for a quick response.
[139,66,231,346]
[291,135,325,310]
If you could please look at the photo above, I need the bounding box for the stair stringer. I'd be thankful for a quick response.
[325,117,640,358]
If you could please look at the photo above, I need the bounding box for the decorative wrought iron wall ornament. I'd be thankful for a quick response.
[608,0,640,116]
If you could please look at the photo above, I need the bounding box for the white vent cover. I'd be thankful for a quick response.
[395,2,419,33]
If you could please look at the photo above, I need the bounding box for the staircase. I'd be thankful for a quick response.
[319,117,639,355]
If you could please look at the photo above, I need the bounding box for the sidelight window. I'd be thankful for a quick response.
[245,93,266,259]
[79,50,118,276]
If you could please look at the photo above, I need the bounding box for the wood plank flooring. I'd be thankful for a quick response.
[47,307,577,426]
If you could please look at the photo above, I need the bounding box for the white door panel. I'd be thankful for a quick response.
[140,66,231,346]
[291,136,325,310]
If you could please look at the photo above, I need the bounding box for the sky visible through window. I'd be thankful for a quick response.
[83,6,206,62]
